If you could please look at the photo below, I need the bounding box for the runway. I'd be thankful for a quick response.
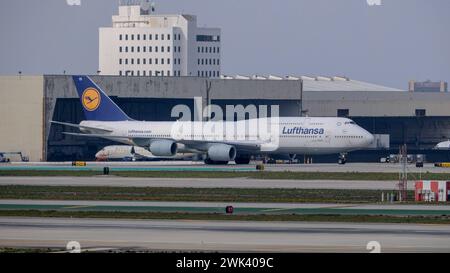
[1,200,449,216]
[0,176,410,190]
[2,162,450,173]
[1,217,449,252]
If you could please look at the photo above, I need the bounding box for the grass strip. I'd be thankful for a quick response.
[0,170,450,180]
[0,185,412,203]
[0,210,449,224]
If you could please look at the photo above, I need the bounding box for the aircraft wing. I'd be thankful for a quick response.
[177,139,264,151]
[62,132,121,138]
[63,132,265,151]
[52,121,113,133]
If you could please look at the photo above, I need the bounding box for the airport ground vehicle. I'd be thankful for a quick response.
[0,152,29,163]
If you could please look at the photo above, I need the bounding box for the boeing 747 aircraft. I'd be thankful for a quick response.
[52,76,374,164]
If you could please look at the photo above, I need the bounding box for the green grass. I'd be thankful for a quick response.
[1,169,450,180]
[0,185,412,203]
[0,247,56,253]
[1,210,449,224]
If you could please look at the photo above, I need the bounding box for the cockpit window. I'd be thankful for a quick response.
[344,121,356,125]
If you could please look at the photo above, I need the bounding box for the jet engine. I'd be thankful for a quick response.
[149,140,177,156]
[207,144,237,162]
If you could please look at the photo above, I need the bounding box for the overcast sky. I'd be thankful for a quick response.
[0,0,449,89]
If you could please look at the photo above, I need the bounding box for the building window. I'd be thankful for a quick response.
[137,47,140,53]
[138,34,141,40]
[167,46,170,52]
[137,71,140,76]
[168,34,171,40]
[196,35,220,42]
[149,70,152,76]
[161,34,164,40]
[131,59,134,65]
[143,71,146,76]
[149,58,152,64]
[167,71,170,76]
[143,34,146,40]
[167,58,170,65]
[143,58,146,65]
[217,59,220,65]
[137,59,140,65]
[161,46,164,53]
[155,46,158,53]
[337,109,349,117]
[119,46,122,53]
[178,34,181,40]
[416,109,426,117]
[125,46,128,52]
[161,71,164,76]
[198,71,200,77]
[149,46,152,52]
[119,71,122,76]
[217,47,220,53]
[149,34,152,40]
[161,58,164,65]
[125,34,128,40]
[131,47,134,53]
[131,34,134,40]
[155,58,158,65]
[119,58,122,65]
[198,59,200,65]
[119,34,122,40]
[155,34,159,40]
[125,59,128,65]
[143,47,146,53]
[178,46,181,52]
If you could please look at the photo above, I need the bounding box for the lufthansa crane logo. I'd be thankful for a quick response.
[82,88,101,111]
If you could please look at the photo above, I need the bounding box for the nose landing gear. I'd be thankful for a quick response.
[338,153,347,165]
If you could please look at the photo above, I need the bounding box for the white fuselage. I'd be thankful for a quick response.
[434,140,450,150]
[82,117,374,156]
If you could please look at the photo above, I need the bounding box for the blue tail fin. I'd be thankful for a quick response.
[72,76,132,121]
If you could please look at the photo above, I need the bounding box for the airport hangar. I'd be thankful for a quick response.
[1,75,450,163]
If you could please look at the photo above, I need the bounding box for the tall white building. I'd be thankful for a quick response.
[99,4,221,77]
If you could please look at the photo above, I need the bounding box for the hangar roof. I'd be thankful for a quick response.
[220,75,404,92]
